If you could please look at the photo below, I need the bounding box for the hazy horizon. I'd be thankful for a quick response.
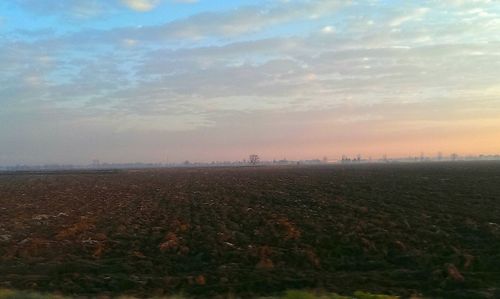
[1,0,500,165]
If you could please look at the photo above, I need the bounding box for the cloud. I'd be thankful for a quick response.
[2,0,500,163]
[121,0,161,11]
[122,38,139,47]
[321,25,335,33]
[445,0,492,6]
[11,0,166,18]
[8,1,347,49]
[133,0,346,38]
[389,7,429,27]
[12,0,108,18]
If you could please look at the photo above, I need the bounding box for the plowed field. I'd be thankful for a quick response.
[1,162,500,298]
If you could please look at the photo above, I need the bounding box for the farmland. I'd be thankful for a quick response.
[0,162,500,298]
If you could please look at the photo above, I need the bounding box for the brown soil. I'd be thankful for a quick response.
[1,162,500,298]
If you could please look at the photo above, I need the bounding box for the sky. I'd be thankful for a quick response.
[1,0,500,165]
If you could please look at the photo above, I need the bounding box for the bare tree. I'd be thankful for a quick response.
[249,154,260,165]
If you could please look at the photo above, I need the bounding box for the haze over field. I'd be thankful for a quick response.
[1,0,500,165]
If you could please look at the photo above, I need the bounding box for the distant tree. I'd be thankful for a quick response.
[249,154,260,165]
[437,152,443,161]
